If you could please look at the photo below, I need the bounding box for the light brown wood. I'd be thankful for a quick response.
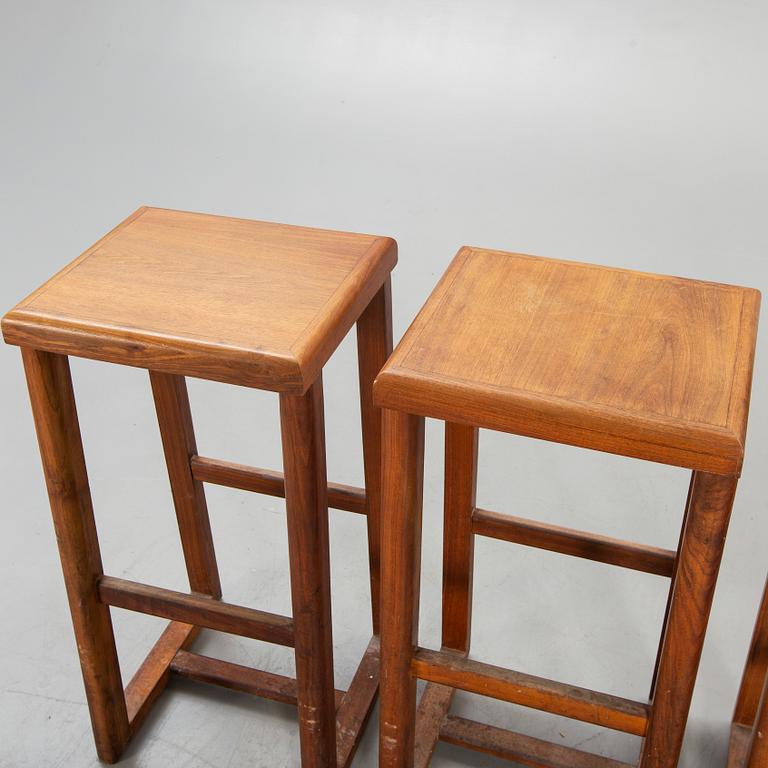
[169,650,345,709]
[21,348,130,763]
[374,248,760,474]
[440,716,635,768]
[375,251,757,767]
[472,507,676,577]
[442,423,478,653]
[280,379,338,768]
[379,409,426,768]
[125,621,199,736]
[641,471,738,767]
[412,648,649,736]
[356,278,393,634]
[98,575,295,646]
[190,455,366,514]
[150,372,221,597]
[8,210,397,767]
[3,207,397,393]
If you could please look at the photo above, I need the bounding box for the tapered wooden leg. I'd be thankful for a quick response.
[21,348,129,763]
[280,377,337,768]
[379,409,425,768]
[149,371,221,598]
[641,471,738,768]
[356,277,393,635]
[442,423,478,654]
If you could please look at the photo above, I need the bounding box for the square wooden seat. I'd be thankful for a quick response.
[3,206,396,391]
[375,247,759,474]
[374,248,759,768]
[3,207,397,767]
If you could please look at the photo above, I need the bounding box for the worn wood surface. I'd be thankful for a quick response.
[414,684,454,768]
[374,248,760,473]
[335,636,381,768]
[21,348,130,763]
[125,621,199,736]
[440,716,636,768]
[728,723,759,768]
[280,379,338,768]
[3,207,397,392]
[169,650,346,709]
[150,371,221,597]
[379,409,425,768]
[641,471,738,767]
[747,697,768,768]
[356,278,393,634]
[98,576,295,646]
[472,507,675,577]
[728,723,753,768]
[412,648,648,736]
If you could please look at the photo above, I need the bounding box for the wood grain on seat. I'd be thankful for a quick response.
[2,207,397,393]
[374,248,760,474]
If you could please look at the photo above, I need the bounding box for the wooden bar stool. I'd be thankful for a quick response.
[374,248,760,768]
[2,206,396,767]
[729,575,768,767]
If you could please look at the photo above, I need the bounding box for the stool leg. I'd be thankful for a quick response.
[441,423,478,654]
[280,377,337,768]
[649,472,695,699]
[379,409,426,768]
[640,471,738,768]
[21,349,129,763]
[149,371,221,598]
[747,683,768,767]
[357,277,393,635]
[734,575,768,728]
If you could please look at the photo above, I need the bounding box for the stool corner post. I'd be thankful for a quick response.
[280,377,338,768]
[21,347,131,761]
[641,470,739,768]
[380,408,425,767]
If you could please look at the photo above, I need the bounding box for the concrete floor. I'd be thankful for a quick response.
[1,2,766,766]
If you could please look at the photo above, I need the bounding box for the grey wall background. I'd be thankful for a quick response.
[1,2,766,766]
